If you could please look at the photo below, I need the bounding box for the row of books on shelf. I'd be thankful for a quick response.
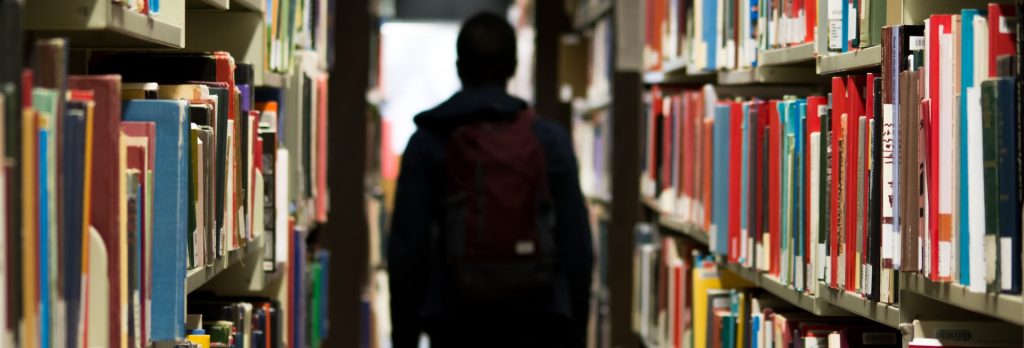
[640,8,1022,303]
[0,36,330,347]
[633,227,907,348]
[115,0,160,15]
[267,0,335,73]
[642,0,1015,73]
[633,224,1024,348]
[181,247,330,348]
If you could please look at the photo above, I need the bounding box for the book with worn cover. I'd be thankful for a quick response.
[122,99,190,341]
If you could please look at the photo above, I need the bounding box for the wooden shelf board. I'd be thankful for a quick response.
[900,272,1024,325]
[758,43,815,66]
[186,234,265,294]
[574,0,613,31]
[816,45,882,75]
[187,0,230,10]
[27,4,183,49]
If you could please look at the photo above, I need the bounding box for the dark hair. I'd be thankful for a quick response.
[456,12,517,87]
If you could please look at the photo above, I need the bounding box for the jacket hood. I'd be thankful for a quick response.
[414,86,528,129]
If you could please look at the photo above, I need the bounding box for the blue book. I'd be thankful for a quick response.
[779,101,791,282]
[996,78,1020,294]
[712,104,731,255]
[704,0,718,71]
[841,0,850,52]
[33,87,59,348]
[794,100,807,290]
[959,9,982,286]
[122,99,190,340]
[63,100,89,348]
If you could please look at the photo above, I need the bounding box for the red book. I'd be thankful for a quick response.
[768,100,782,276]
[988,4,1017,78]
[673,94,685,200]
[649,86,663,181]
[728,101,744,263]
[804,0,816,43]
[830,76,846,289]
[755,101,769,262]
[68,75,122,346]
[121,121,156,347]
[662,92,674,190]
[845,75,865,291]
[805,96,826,271]
[927,15,950,281]
[681,92,696,211]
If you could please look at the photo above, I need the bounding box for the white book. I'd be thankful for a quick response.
[938,29,954,279]
[810,132,823,285]
[87,227,110,348]
[966,87,986,293]
[275,149,290,267]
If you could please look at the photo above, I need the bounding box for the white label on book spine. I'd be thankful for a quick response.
[848,4,857,39]
[909,36,926,51]
[829,22,843,49]
[999,16,1013,34]
[864,264,873,295]
[1001,237,1013,290]
[986,235,998,283]
[939,241,952,278]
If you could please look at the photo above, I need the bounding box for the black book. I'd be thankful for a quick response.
[867,77,882,301]
[0,0,21,332]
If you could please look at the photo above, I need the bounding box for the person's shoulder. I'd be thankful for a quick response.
[530,116,571,145]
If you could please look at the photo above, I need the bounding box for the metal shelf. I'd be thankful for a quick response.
[573,0,613,31]
[658,215,710,246]
[717,66,823,86]
[758,43,816,66]
[816,45,882,75]
[900,272,1024,325]
[26,1,184,48]
[188,0,230,10]
[231,0,265,12]
[820,284,901,328]
[644,69,716,85]
[186,235,265,294]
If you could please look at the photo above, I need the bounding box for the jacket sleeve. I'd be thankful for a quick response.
[543,122,595,347]
[388,131,437,348]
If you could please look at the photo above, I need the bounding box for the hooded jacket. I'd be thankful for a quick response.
[388,87,594,347]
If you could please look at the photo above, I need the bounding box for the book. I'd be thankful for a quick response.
[122,99,191,341]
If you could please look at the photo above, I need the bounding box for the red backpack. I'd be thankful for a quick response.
[440,109,557,305]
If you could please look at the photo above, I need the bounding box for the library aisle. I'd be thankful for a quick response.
[3,0,1024,347]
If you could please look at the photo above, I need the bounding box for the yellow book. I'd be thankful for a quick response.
[692,257,750,348]
[21,108,38,348]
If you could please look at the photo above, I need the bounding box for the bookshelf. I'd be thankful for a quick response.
[25,0,185,48]
[716,66,824,85]
[187,0,230,10]
[232,0,265,12]
[900,272,1024,325]
[185,235,267,294]
[623,0,1024,344]
[816,45,883,75]
[758,43,816,66]
[6,0,339,346]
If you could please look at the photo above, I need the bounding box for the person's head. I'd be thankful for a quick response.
[456,12,517,89]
